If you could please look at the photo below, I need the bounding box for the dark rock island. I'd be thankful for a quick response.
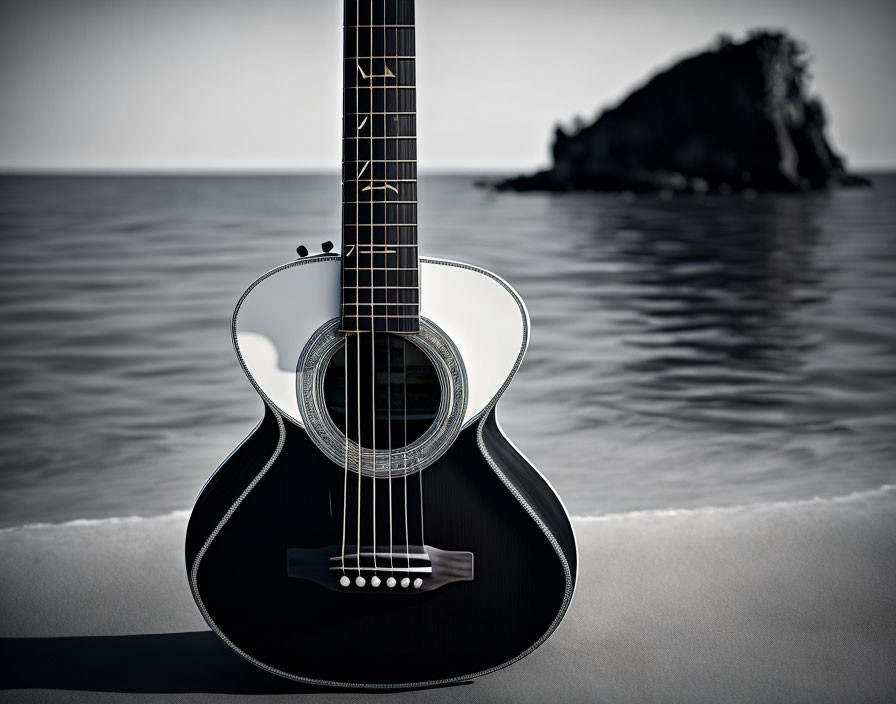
[498,31,870,193]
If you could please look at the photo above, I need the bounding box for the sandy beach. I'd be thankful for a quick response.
[2,486,894,703]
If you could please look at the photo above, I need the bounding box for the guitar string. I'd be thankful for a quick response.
[354,0,363,581]
[384,0,395,579]
[387,331,394,574]
[341,329,348,577]
[403,337,410,578]
[369,3,379,580]
[409,5,424,572]
[401,4,412,580]
[340,4,350,579]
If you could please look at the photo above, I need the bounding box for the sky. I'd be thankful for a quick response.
[1,0,894,172]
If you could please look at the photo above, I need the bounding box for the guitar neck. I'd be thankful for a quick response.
[341,0,419,335]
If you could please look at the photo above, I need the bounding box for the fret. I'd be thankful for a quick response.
[342,270,418,289]
[349,236,417,242]
[341,328,416,333]
[342,229,417,246]
[346,162,416,181]
[343,203,416,224]
[344,201,417,213]
[342,323,419,333]
[350,241,419,248]
[343,302,420,307]
[345,248,418,267]
[345,89,415,114]
[342,270,418,276]
[342,304,420,317]
[342,263,419,272]
[353,181,415,195]
[345,136,417,140]
[343,139,416,161]
[342,287,419,302]
[341,287,420,313]
[342,229,417,245]
[341,286,419,291]
[349,114,415,138]
[345,0,414,26]
[344,314,422,325]
[344,28,415,59]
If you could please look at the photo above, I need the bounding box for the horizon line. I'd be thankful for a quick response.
[0,166,524,177]
[2,166,893,176]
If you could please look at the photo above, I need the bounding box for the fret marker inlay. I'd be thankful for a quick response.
[362,184,400,193]
[357,64,396,80]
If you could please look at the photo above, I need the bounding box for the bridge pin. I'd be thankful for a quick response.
[371,575,381,588]
[413,578,423,589]
[400,577,410,588]
[339,575,350,588]
[355,576,366,587]
[386,577,397,588]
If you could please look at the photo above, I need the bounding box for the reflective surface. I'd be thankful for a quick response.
[0,174,894,526]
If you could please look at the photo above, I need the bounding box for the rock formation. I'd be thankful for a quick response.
[497,31,870,193]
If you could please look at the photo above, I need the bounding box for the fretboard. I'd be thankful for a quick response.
[341,0,419,334]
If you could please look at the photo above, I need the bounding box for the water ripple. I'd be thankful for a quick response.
[0,174,894,525]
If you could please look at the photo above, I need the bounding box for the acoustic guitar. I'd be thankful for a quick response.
[186,0,577,687]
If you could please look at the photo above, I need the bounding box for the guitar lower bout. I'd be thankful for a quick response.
[185,258,578,687]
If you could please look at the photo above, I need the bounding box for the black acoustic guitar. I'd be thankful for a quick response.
[186,0,577,688]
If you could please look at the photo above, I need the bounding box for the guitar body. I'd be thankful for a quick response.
[186,256,578,687]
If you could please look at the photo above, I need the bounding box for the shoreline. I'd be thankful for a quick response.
[2,486,894,702]
[3,482,893,534]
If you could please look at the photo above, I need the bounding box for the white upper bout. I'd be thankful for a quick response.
[232,256,529,428]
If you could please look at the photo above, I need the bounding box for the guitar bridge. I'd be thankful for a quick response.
[287,545,473,593]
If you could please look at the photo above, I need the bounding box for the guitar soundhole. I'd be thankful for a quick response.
[323,334,441,450]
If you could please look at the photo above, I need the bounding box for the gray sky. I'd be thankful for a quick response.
[1,0,894,172]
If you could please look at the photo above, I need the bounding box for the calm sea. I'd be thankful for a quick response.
[0,174,894,528]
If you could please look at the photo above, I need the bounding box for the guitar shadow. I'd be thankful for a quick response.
[0,631,472,695]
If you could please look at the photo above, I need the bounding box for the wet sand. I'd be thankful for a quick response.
[2,487,895,703]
